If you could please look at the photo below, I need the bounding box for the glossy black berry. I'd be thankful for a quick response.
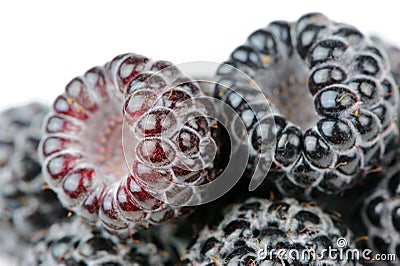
[303,129,334,168]
[308,63,347,95]
[275,126,302,167]
[317,118,355,150]
[214,12,399,197]
[314,85,359,118]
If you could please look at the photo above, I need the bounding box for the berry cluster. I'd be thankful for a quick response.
[2,12,400,266]
[215,13,399,196]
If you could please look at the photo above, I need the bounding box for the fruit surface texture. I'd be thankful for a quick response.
[40,53,217,234]
[215,13,399,196]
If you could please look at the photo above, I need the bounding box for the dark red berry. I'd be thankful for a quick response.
[40,53,218,235]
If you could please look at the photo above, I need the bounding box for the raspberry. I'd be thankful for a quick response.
[39,53,219,234]
[0,103,68,257]
[22,217,179,266]
[182,197,357,265]
[214,13,399,196]
[362,165,400,261]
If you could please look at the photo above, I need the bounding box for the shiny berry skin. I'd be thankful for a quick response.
[39,53,218,235]
[214,13,400,196]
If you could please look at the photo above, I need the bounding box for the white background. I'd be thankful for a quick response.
[1,0,400,111]
[0,0,399,264]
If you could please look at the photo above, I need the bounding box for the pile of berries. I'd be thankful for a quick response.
[1,13,400,265]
